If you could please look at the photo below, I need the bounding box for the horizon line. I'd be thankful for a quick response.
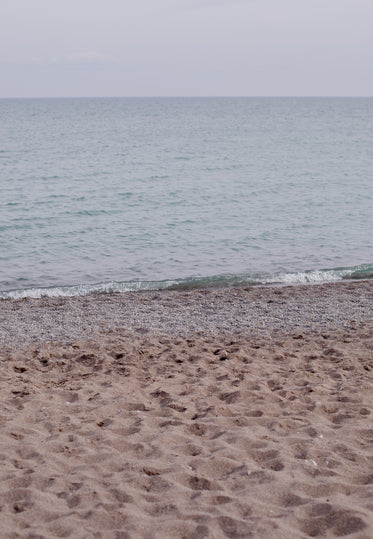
[1,95,373,100]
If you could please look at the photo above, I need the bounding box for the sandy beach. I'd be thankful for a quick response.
[0,281,372,538]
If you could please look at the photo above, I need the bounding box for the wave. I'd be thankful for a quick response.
[0,264,372,300]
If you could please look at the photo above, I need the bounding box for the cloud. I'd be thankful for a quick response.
[62,51,117,64]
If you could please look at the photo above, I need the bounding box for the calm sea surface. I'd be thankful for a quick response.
[0,97,372,298]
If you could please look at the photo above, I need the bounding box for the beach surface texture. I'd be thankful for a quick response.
[0,281,372,538]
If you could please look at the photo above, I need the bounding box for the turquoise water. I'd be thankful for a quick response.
[0,97,372,298]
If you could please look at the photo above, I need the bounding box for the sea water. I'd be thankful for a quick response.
[0,97,372,298]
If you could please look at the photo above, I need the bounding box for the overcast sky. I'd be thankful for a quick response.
[1,0,372,97]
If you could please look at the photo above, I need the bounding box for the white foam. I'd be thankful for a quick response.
[0,265,371,299]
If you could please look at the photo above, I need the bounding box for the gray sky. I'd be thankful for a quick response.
[1,0,372,97]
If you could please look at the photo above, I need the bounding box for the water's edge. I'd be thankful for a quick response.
[1,264,372,300]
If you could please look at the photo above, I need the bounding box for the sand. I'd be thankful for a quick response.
[0,281,372,538]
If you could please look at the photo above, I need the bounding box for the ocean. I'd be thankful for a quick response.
[0,97,372,299]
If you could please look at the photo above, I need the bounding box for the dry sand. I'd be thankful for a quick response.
[0,281,372,538]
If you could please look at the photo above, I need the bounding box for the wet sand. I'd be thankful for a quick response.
[0,281,372,537]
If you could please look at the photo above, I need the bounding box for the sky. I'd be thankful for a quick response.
[1,0,373,97]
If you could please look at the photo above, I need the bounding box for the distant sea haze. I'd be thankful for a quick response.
[0,97,372,299]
